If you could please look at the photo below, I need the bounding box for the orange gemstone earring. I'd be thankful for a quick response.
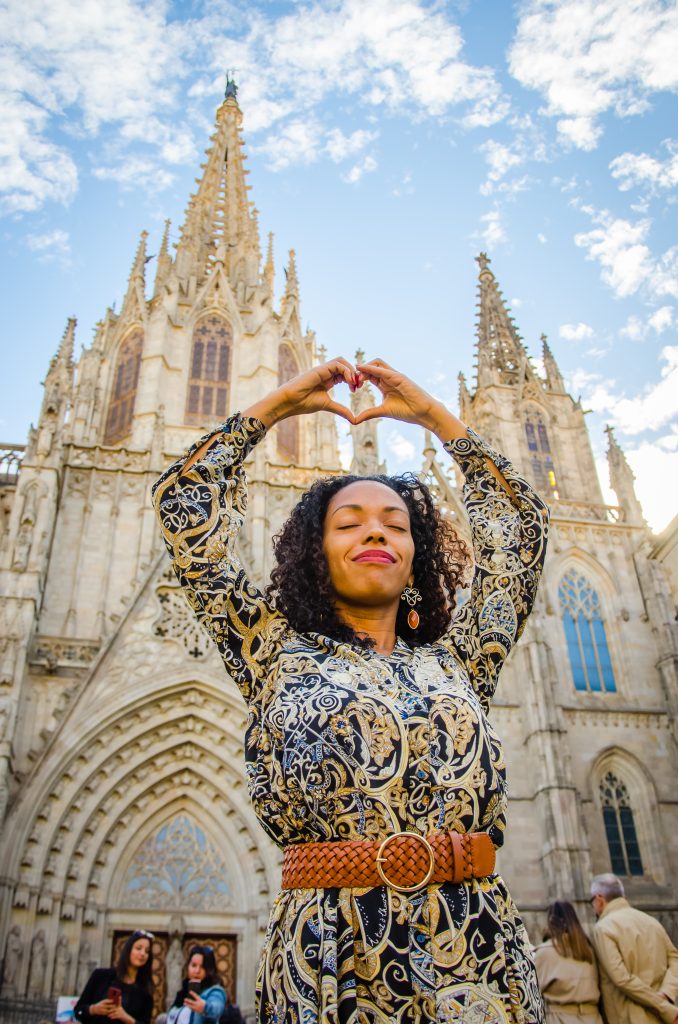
[401,586,422,629]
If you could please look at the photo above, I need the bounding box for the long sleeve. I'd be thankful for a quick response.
[202,985,227,1020]
[152,414,288,701]
[595,928,677,1024]
[74,968,115,1022]
[441,428,549,712]
[660,933,678,1002]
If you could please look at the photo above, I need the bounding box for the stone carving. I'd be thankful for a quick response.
[154,568,210,659]
[122,814,231,910]
[76,940,95,992]
[27,929,47,995]
[165,926,184,1002]
[52,935,72,995]
[1,925,22,994]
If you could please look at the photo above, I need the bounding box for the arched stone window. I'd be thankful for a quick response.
[277,343,299,461]
[185,314,232,424]
[558,568,616,693]
[599,771,644,876]
[524,408,558,498]
[104,328,143,445]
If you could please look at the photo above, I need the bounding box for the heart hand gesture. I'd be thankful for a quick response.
[354,359,453,436]
[243,357,359,428]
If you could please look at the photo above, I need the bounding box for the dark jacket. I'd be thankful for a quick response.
[74,966,153,1024]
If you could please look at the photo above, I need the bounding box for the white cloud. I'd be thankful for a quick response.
[93,158,175,191]
[342,154,377,184]
[509,0,678,150]
[625,442,678,532]
[568,344,678,435]
[0,0,509,211]
[325,128,378,163]
[478,208,506,250]
[559,322,594,341]
[620,306,675,341]
[537,232,547,244]
[574,207,678,300]
[253,119,325,171]
[387,430,416,462]
[610,140,678,192]
[26,228,71,263]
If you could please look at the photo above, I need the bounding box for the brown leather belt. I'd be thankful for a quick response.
[282,831,495,892]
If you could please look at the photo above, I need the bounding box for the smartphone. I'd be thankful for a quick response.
[108,986,122,1007]
[187,981,201,996]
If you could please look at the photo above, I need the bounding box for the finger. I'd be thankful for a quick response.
[324,399,357,424]
[356,358,394,373]
[321,357,358,389]
[353,404,386,424]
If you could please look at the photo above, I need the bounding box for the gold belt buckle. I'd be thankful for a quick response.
[375,831,435,893]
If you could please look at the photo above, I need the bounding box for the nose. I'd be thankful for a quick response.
[362,522,386,543]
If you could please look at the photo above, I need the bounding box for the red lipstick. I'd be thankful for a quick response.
[353,550,396,563]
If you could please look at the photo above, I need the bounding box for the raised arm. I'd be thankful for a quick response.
[442,428,549,711]
[354,358,549,711]
[152,357,359,701]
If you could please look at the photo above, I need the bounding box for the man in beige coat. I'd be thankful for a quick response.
[591,873,678,1024]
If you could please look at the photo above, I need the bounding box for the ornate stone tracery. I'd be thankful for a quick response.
[122,814,232,909]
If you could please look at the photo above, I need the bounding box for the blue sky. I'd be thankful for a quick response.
[1,0,677,530]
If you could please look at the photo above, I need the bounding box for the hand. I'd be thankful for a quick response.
[184,991,206,1014]
[89,1000,115,1016]
[354,359,460,437]
[243,358,359,428]
[107,1007,133,1022]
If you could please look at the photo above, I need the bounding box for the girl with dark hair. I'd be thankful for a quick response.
[534,901,604,1022]
[74,930,154,1023]
[153,357,550,1023]
[166,946,226,1024]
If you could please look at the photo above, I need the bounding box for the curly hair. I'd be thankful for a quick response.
[266,473,471,646]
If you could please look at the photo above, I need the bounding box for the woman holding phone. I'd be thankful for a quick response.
[165,945,227,1024]
[74,929,154,1023]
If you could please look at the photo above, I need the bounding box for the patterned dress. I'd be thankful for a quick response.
[153,414,549,1024]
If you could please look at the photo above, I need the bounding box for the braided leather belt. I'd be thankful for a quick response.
[282,831,495,892]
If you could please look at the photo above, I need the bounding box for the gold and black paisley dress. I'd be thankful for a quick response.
[152,414,549,1024]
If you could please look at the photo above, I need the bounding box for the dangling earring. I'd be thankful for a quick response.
[401,586,422,629]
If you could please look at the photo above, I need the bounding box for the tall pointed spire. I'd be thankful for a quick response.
[153,219,173,298]
[475,252,529,388]
[542,333,566,393]
[121,230,148,320]
[606,426,645,526]
[174,77,260,291]
[264,231,275,297]
[458,372,472,421]
[281,249,299,314]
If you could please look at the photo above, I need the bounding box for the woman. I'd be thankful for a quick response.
[166,945,226,1024]
[534,901,604,1022]
[153,357,549,1023]
[74,930,153,1023]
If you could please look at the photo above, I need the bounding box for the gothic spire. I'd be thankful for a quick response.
[458,371,472,421]
[121,230,148,320]
[474,252,529,389]
[264,231,275,297]
[281,249,299,312]
[605,426,645,526]
[153,219,173,297]
[174,78,260,290]
[542,333,566,393]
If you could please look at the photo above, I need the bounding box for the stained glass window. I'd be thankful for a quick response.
[104,329,143,445]
[559,569,617,693]
[599,772,644,875]
[185,315,231,424]
[523,409,558,498]
[277,343,299,461]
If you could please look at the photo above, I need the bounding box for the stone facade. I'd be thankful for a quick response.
[1,84,676,1017]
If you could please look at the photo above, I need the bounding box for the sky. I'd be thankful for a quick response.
[1,0,677,532]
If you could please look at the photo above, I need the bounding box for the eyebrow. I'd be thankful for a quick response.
[329,503,409,516]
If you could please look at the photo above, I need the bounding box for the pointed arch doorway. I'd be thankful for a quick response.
[109,812,249,1020]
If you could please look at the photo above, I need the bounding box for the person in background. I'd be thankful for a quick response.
[166,945,226,1024]
[591,873,678,1024]
[534,901,604,1022]
[74,930,153,1023]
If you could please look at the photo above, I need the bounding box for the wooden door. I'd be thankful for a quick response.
[181,934,238,1004]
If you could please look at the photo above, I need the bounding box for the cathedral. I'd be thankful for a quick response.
[1,81,677,1020]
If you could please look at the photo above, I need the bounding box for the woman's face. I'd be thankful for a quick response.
[323,480,415,610]
[188,954,206,981]
[130,938,151,969]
